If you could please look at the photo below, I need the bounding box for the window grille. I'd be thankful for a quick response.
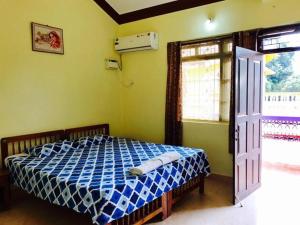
[181,38,232,121]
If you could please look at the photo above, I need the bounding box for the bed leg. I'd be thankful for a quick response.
[199,174,205,194]
[161,191,172,220]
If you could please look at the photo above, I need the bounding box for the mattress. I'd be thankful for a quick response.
[6,137,210,225]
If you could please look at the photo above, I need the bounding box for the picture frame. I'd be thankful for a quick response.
[31,22,64,55]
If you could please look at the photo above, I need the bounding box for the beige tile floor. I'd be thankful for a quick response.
[0,166,299,225]
[154,168,300,225]
[263,139,300,167]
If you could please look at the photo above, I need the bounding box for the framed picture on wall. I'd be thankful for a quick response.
[31,22,64,54]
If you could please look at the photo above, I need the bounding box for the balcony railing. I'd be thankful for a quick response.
[262,116,300,141]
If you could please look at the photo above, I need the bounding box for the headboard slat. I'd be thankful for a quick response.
[12,143,16,155]
[65,124,110,141]
[1,124,110,169]
[1,130,65,169]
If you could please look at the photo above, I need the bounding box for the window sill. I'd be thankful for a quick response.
[182,119,229,125]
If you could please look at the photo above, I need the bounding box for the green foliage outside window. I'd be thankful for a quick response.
[265,52,300,92]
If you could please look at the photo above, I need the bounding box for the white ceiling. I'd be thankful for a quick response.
[106,0,177,14]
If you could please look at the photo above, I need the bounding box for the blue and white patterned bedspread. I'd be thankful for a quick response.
[6,137,210,225]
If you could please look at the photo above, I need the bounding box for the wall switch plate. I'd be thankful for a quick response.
[105,59,119,70]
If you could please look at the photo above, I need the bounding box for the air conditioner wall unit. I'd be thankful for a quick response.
[115,32,159,53]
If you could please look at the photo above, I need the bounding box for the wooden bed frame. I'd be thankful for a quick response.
[0,124,205,225]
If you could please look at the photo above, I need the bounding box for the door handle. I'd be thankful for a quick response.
[235,129,239,141]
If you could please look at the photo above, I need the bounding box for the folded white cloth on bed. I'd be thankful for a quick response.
[129,152,181,175]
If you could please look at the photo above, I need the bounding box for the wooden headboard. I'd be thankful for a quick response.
[1,124,110,169]
[1,130,64,169]
[65,124,109,140]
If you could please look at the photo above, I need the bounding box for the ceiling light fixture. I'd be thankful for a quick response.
[206,17,216,30]
[207,17,213,25]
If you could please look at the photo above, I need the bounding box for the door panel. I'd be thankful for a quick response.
[237,123,247,155]
[253,120,261,149]
[253,60,262,114]
[233,47,263,204]
[237,58,248,115]
[236,161,247,193]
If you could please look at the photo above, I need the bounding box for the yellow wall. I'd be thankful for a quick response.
[0,0,123,142]
[117,0,300,176]
[1,0,300,176]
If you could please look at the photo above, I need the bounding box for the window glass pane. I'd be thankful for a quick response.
[198,44,219,55]
[181,48,196,57]
[262,33,300,50]
[182,59,220,120]
[222,57,232,80]
[181,38,232,122]
[220,81,231,121]
[223,42,233,53]
[221,57,232,121]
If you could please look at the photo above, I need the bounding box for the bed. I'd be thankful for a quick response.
[1,124,210,225]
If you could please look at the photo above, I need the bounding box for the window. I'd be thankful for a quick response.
[262,33,300,51]
[258,23,300,53]
[181,38,232,122]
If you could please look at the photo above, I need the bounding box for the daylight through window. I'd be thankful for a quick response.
[181,38,232,121]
